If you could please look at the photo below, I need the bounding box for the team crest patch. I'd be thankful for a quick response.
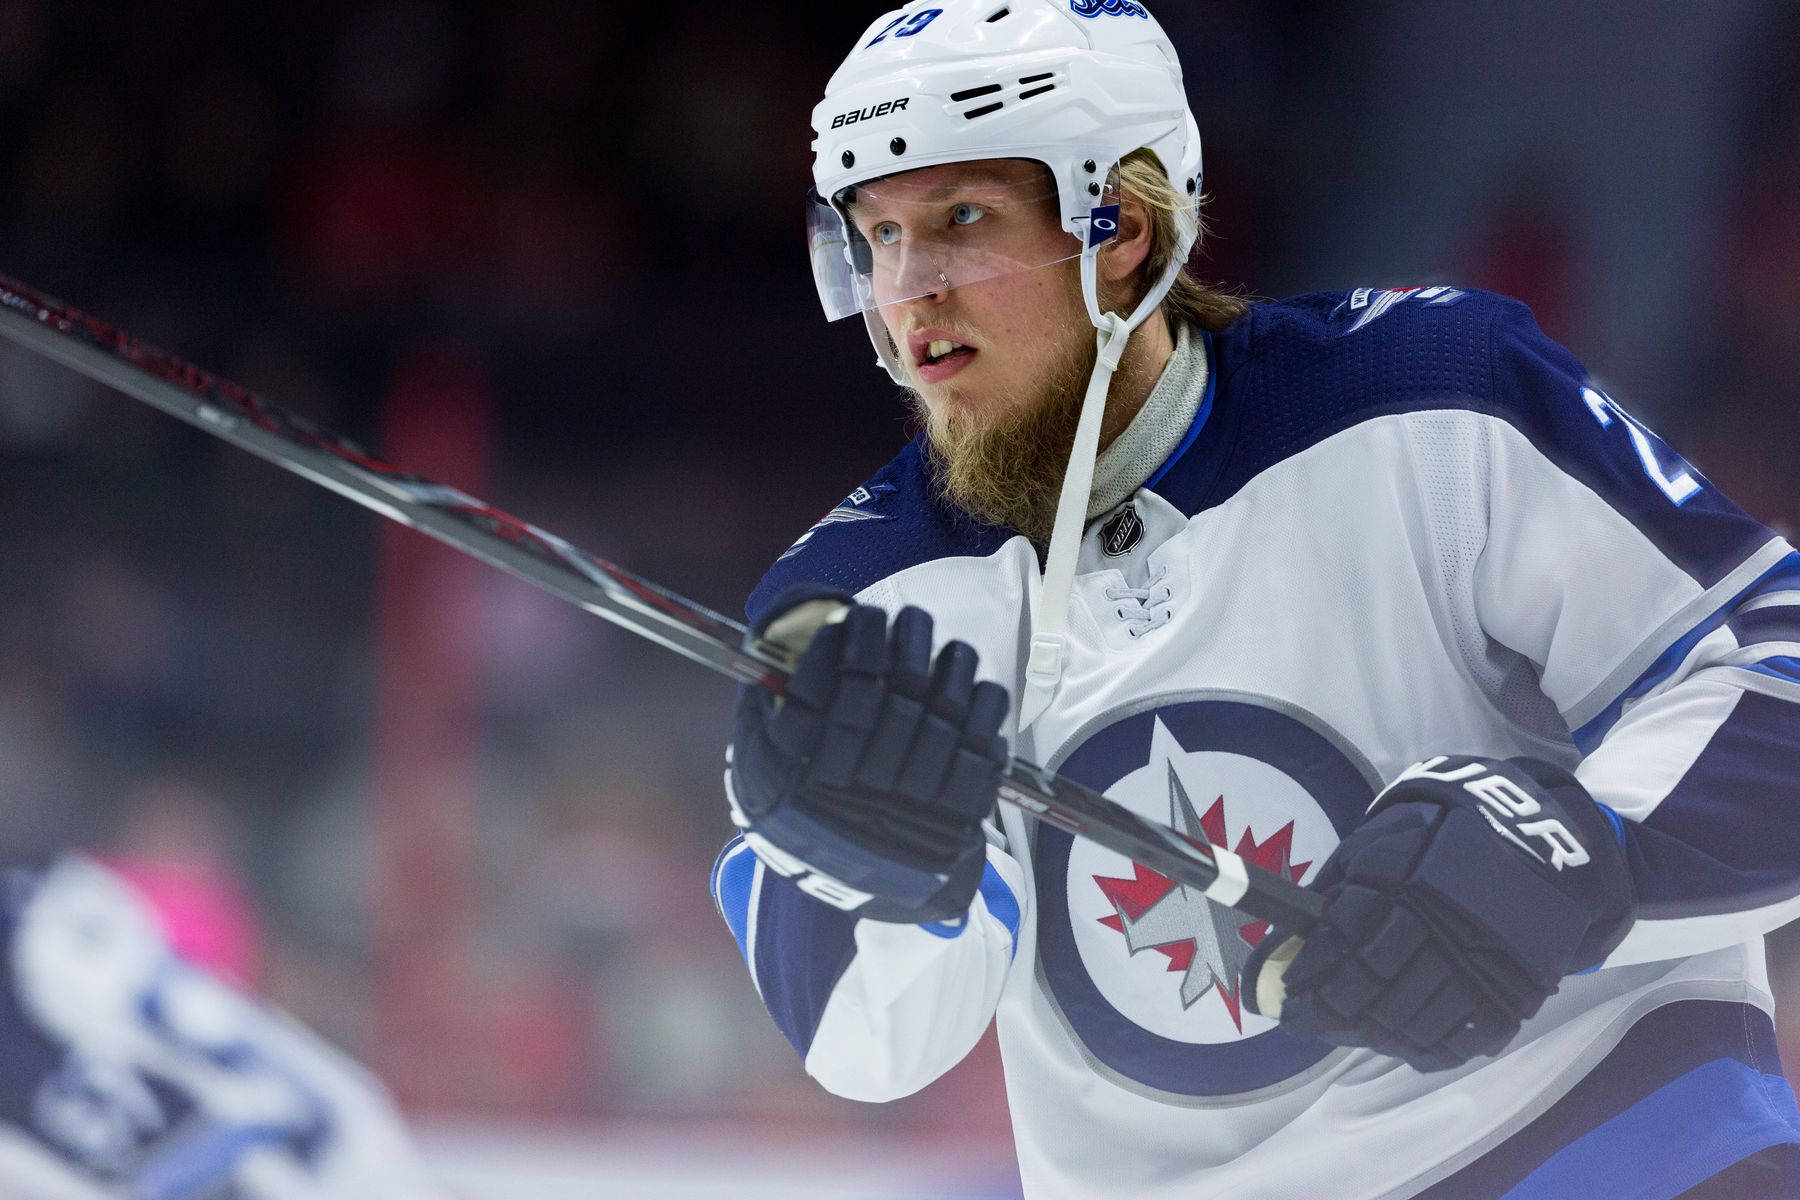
[1034,695,1378,1098]
[1092,762,1310,1029]
[1336,286,1466,334]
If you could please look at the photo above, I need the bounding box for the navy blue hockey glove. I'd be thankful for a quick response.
[1244,755,1634,1072]
[727,584,1010,925]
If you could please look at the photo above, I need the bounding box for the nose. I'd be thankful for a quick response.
[888,242,952,305]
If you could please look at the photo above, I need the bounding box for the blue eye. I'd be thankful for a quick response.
[873,222,902,246]
[952,203,985,225]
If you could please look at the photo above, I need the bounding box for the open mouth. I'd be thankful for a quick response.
[921,339,974,368]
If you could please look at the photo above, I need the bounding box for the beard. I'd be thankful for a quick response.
[907,326,1098,546]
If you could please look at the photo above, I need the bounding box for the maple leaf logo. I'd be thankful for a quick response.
[1093,767,1311,1031]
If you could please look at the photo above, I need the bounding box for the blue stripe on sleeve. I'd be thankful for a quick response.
[1729,604,1800,648]
[1741,656,1800,685]
[1748,562,1800,595]
[977,864,1021,959]
[709,837,758,965]
[1414,1000,1800,1200]
[708,836,862,1058]
[1502,1061,1800,1200]
[919,864,1022,959]
[1573,551,1800,752]
[751,871,861,1058]
[1627,688,1800,918]
[1597,803,1627,848]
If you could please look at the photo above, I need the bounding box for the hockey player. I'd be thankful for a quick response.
[0,855,447,1199]
[713,2,1800,1196]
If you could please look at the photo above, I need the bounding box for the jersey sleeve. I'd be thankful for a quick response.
[710,832,1025,1101]
[713,459,1026,1102]
[1471,298,1800,966]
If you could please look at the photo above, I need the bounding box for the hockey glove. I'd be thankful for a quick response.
[727,583,1010,925]
[1244,755,1633,1072]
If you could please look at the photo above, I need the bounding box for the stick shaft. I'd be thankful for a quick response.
[0,273,1324,935]
[0,276,777,690]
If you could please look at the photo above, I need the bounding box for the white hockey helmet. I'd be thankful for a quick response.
[808,0,1203,381]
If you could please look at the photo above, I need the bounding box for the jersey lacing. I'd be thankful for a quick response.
[1105,565,1173,638]
[1019,315,1210,729]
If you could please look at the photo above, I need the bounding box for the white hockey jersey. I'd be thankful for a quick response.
[712,289,1800,1199]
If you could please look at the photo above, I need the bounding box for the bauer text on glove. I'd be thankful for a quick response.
[1243,755,1634,1071]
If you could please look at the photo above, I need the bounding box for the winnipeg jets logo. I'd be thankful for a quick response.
[1093,762,1310,1030]
[1035,696,1376,1097]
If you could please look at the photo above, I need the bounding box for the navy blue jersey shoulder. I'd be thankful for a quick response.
[747,436,1013,625]
[1151,288,1769,588]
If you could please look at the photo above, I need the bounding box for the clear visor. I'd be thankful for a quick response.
[807,164,1101,324]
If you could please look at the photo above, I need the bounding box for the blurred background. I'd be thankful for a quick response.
[0,1,1794,1195]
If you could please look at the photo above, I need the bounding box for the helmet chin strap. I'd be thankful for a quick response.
[1017,245,1188,734]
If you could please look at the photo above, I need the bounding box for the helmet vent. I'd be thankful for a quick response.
[1020,72,1054,84]
[950,83,1003,102]
[964,101,1005,119]
[984,5,1011,20]
[1019,84,1055,100]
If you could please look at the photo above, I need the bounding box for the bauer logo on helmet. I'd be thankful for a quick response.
[830,97,912,131]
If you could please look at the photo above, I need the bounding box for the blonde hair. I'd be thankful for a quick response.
[1113,148,1249,334]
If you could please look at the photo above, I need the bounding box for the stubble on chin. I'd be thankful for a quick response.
[908,332,1097,546]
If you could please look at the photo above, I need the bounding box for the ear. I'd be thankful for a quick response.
[1096,191,1155,292]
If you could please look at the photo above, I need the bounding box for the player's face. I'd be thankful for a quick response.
[846,159,1093,430]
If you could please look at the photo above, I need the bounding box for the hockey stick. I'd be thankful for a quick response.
[0,272,1322,1007]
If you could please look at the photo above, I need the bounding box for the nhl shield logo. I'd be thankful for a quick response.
[1034,694,1379,1098]
[1099,505,1144,557]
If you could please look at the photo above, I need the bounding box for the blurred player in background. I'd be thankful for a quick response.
[713,1,1800,1196]
[0,855,445,1199]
